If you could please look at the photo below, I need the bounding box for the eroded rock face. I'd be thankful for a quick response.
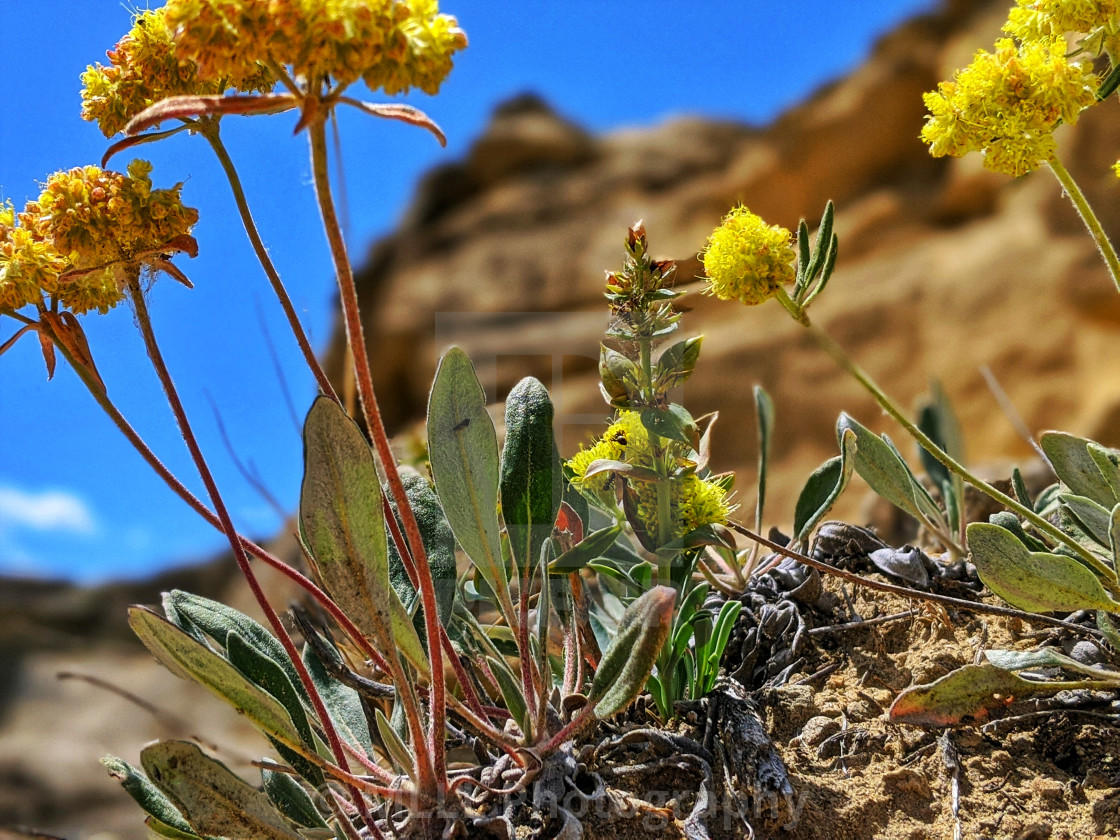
[327,0,1120,530]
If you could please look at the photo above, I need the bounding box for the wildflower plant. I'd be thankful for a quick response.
[563,223,743,718]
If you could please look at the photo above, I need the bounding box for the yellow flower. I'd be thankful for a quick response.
[3,162,200,315]
[701,206,795,306]
[1004,0,1120,42]
[921,37,1098,177]
[162,0,467,94]
[567,410,731,542]
[0,206,67,312]
[567,412,637,496]
[81,7,274,137]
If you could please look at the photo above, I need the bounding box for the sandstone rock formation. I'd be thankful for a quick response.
[8,0,1120,836]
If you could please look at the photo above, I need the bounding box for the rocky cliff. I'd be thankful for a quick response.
[8,0,1120,836]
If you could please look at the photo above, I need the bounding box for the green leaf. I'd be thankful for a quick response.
[486,655,530,736]
[144,817,205,840]
[583,459,661,483]
[1088,443,1120,503]
[987,511,1049,553]
[261,768,329,829]
[967,522,1120,613]
[753,386,775,531]
[654,336,703,391]
[141,741,302,840]
[838,413,941,528]
[1011,468,1033,509]
[374,708,416,780]
[226,632,323,786]
[427,347,511,619]
[916,382,963,487]
[129,607,300,746]
[101,755,192,833]
[386,466,458,630]
[1111,503,1120,571]
[589,585,677,718]
[639,404,697,447]
[162,591,309,708]
[888,664,1061,727]
[794,427,857,541]
[1041,431,1119,506]
[1098,611,1120,650]
[548,524,623,573]
[599,345,640,407]
[702,600,742,694]
[501,377,562,582]
[1060,494,1113,547]
[301,638,371,753]
[671,584,710,658]
[984,648,1120,681]
[299,396,428,675]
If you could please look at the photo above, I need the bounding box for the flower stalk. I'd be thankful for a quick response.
[121,273,379,833]
[307,113,448,796]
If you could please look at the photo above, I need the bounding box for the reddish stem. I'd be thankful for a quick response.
[124,278,375,830]
[308,117,448,794]
[200,122,337,400]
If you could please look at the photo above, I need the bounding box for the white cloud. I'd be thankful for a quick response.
[0,486,98,535]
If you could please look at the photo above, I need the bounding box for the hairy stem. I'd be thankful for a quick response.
[728,521,1103,637]
[1048,154,1120,295]
[809,324,1117,586]
[307,116,448,794]
[45,322,393,674]
[123,276,377,831]
[200,120,337,399]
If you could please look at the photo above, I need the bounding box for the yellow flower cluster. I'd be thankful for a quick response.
[0,162,198,315]
[162,0,467,94]
[1004,0,1120,44]
[567,410,731,542]
[701,206,795,306]
[81,8,275,137]
[921,36,1098,177]
[0,203,67,311]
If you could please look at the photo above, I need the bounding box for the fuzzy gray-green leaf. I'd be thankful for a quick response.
[101,755,192,833]
[299,397,427,673]
[1060,494,1113,547]
[387,466,458,629]
[1041,431,1119,506]
[838,413,937,526]
[968,522,1120,613]
[984,647,1120,680]
[163,591,309,707]
[129,607,300,746]
[487,655,530,736]
[589,585,676,718]
[261,768,328,829]
[301,638,371,753]
[141,741,301,840]
[501,377,562,581]
[226,632,322,786]
[794,428,857,541]
[428,347,510,617]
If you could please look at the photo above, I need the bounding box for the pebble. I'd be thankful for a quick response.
[798,715,840,748]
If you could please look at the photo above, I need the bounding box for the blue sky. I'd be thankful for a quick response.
[0,0,935,582]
